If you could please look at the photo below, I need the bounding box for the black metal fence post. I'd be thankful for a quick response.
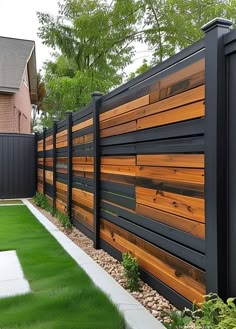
[66,111,73,222]
[34,132,38,194]
[52,119,59,212]
[42,127,46,195]
[92,91,103,249]
[202,18,232,298]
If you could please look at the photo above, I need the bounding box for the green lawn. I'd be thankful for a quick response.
[0,206,124,329]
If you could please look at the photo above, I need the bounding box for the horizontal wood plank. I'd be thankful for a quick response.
[101,219,205,302]
[136,186,205,223]
[137,101,204,130]
[100,95,150,122]
[136,203,205,239]
[137,154,204,168]
[136,166,204,185]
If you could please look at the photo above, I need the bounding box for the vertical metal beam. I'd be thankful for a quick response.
[66,111,73,222]
[34,132,38,194]
[52,120,59,212]
[202,18,232,298]
[92,91,103,249]
[42,127,46,195]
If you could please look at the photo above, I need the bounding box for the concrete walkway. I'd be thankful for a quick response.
[22,199,165,329]
[0,250,31,298]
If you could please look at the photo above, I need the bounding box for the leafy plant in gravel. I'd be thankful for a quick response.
[33,192,51,212]
[121,252,140,292]
[56,211,73,230]
[192,293,236,329]
[163,309,192,329]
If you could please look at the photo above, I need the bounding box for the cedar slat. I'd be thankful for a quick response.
[100,120,136,138]
[101,165,136,176]
[137,154,204,168]
[137,100,204,130]
[72,164,93,172]
[72,156,94,164]
[136,186,205,223]
[72,118,93,132]
[101,219,205,302]
[136,166,204,185]
[150,59,205,103]
[100,95,150,122]
[136,203,205,239]
[73,133,93,145]
[101,156,136,166]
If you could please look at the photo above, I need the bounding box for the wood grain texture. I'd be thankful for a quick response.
[72,118,93,132]
[136,186,205,223]
[100,86,204,130]
[136,203,205,238]
[101,219,205,302]
[100,95,150,122]
[72,203,93,230]
[73,133,93,145]
[150,59,205,104]
[101,156,136,166]
[136,166,204,185]
[137,101,204,130]
[100,120,137,138]
[72,188,94,209]
[72,156,94,164]
[137,154,204,168]
[101,165,136,176]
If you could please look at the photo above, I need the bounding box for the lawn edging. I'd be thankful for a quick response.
[22,199,165,329]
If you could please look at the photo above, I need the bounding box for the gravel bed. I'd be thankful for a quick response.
[30,201,177,325]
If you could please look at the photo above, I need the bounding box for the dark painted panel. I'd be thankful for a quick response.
[0,134,36,198]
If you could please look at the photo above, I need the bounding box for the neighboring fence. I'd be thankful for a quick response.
[36,18,236,309]
[0,133,36,198]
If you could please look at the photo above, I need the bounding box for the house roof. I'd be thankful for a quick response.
[0,36,38,103]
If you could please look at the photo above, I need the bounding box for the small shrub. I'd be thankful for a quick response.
[193,293,236,329]
[121,252,140,292]
[56,211,72,230]
[163,309,192,329]
[164,293,236,329]
[33,193,72,229]
[33,192,51,212]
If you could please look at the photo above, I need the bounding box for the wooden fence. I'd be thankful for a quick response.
[36,18,236,308]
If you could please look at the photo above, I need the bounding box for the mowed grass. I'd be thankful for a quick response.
[0,206,124,329]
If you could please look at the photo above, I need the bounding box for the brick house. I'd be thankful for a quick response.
[0,36,37,134]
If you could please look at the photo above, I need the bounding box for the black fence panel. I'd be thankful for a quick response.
[0,133,36,198]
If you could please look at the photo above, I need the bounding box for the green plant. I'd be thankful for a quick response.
[33,192,51,212]
[163,310,192,329]
[121,252,140,292]
[56,211,72,230]
[193,293,236,329]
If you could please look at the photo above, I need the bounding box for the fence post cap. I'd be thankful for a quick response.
[66,111,73,114]
[201,17,232,33]
[91,91,103,98]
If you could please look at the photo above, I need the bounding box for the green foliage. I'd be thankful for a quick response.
[163,309,192,329]
[164,293,236,328]
[33,192,51,212]
[55,210,73,230]
[138,0,236,64]
[121,252,140,292]
[193,294,236,329]
[33,192,72,229]
[37,0,140,127]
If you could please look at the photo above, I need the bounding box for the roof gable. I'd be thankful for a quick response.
[0,37,37,100]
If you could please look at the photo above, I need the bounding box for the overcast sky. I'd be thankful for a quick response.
[0,0,150,73]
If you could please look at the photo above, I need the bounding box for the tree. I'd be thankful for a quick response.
[138,0,236,64]
[37,0,141,127]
